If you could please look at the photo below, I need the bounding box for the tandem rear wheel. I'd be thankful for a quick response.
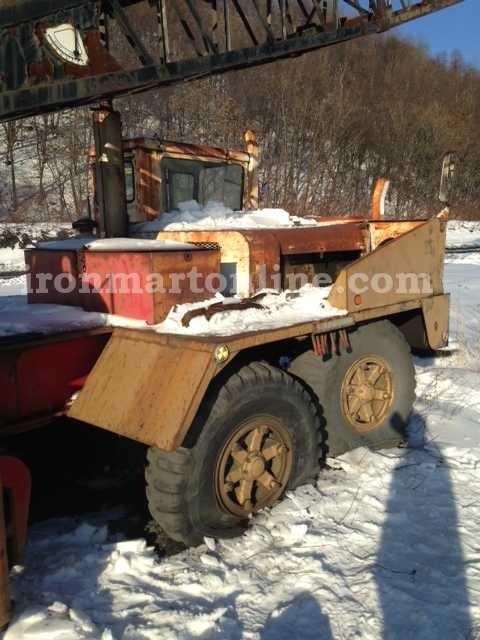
[145,362,324,546]
[145,321,415,545]
[289,320,416,456]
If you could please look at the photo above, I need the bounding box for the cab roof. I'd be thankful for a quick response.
[122,137,250,165]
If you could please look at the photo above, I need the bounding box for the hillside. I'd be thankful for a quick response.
[1,35,480,223]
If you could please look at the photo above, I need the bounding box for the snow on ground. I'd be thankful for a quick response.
[1,222,480,640]
[0,248,25,273]
[446,219,480,249]
[4,428,480,639]
[0,222,73,272]
[0,223,72,248]
[414,254,480,449]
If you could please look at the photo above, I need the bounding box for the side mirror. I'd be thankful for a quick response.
[439,152,457,205]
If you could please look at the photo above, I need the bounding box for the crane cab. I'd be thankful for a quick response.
[88,135,259,228]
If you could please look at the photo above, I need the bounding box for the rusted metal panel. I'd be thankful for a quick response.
[73,320,378,449]
[136,147,162,221]
[272,225,365,255]
[69,291,448,451]
[328,213,447,312]
[240,230,282,293]
[159,228,283,296]
[370,178,390,220]
[161,224,366,296]
[161,142,250,165]
[158,229,254,296]
[122,138,250,165]
[368,220,425,250]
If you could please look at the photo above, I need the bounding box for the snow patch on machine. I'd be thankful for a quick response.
[132,200,319,234]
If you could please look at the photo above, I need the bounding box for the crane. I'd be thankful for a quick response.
[0,3,463,625]
[0,1,463,122]
[0,0,463,236]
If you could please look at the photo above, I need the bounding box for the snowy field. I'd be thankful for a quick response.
[0,223,72,273]
[1,224,480,639]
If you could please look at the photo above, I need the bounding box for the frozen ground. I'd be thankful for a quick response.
[446,219,480,250]
[1,223,480,639]
[0,223,72,272]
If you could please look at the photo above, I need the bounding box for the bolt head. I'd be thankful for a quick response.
[214,344,230,364]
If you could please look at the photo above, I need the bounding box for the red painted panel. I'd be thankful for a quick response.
[83,249,220,323]
[0,332,110,428]
[27,247,221,324]
[25,248,82,307]
[82,251,154,320]
[0,355,17,419]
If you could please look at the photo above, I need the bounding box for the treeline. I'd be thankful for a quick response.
[1,33,480,221]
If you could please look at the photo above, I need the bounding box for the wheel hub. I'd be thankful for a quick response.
[242,454,266,480]
[341,355,394,433]
[215,417,293,517]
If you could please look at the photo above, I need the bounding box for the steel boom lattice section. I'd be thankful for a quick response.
[0,0,463,122]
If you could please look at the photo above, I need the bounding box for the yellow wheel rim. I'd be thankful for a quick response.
[215,416,293,518]
[340,355,394,433]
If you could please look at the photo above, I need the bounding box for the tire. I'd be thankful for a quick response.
[145,362,323,546]
[289,320,416,456]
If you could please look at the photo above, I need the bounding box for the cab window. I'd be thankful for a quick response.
[200,164,244,210]
[162,157,244,211]
[124,158,136,203]
[169,172,195,210]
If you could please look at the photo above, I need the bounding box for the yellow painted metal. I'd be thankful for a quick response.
[422,293,450,350]
[340,355,394,433]
[68,329,219,450]
[215,416,293,518]
[328,213,447,312]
